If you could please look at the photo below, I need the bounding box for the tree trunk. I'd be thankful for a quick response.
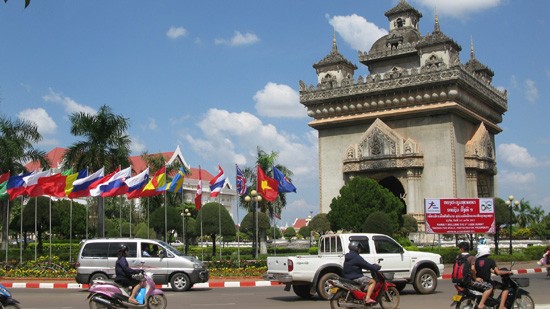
[211,233,216,258]
[494,226,500,255]
[260,229,267,254]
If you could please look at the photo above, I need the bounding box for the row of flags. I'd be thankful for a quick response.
[0,165,182,201]
[0,163,297,215]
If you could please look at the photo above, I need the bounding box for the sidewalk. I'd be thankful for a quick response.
[1,261,546,289]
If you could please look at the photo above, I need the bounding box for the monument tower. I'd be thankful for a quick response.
[300,0,507,230]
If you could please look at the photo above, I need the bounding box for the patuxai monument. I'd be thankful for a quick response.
[300,0,507,237]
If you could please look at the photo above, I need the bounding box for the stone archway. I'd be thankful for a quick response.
[378,176,407,214]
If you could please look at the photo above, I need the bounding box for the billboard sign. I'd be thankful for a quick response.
[424,198,495,234]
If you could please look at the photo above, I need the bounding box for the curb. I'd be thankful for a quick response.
[1,268,545,289]
[0,280,283,290]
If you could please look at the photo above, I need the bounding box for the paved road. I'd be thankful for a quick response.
[8,273,550,308]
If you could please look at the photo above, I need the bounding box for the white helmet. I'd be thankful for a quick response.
[476,245,491,258]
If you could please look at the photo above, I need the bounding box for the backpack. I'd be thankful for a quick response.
[451,254,472,285]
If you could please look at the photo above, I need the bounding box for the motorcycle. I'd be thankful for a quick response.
[87,271,167,309]
[327,269,399,309]
[0,283,21,309]
[450,262,534,309]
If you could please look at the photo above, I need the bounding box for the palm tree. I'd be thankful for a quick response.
[0,115,49,249]
[240,146,294,254]
[514,199,533,228]
[63,105,131,237]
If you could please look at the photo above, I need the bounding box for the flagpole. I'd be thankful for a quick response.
[85,203,88,240]
[164,191,167,243]
[69,199,73,263]
[236,194,240,268]
[218,198,221,260]
[19,196,23,264]
[119,196,122,237]
[49,197,52,261]
[200,208,203,261]
[5,199,9,265]
[129,199,132,238]
[34,198,37,261]
[147,198,150,239]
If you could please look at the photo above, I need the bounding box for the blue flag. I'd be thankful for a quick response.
[236,164,247,196]
[273,167,296,193]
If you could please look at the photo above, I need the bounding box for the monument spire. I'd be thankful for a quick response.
[470,36,475,59]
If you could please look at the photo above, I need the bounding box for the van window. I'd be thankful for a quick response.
[142,242,160,258]
[82,242,109,257]
[81,242,137,258]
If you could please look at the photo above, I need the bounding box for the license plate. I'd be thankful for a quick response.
[329,287,339,294]
[452,295,462,302]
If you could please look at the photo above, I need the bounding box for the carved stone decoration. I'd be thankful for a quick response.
[465,123,496,173]
[343,118,424,173]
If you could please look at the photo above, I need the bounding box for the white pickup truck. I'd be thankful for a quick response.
[263,233,444,300]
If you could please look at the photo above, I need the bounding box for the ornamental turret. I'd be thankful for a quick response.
[312,33,357,89]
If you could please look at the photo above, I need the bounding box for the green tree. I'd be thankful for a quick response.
[240,211,270,257]
[0,115,49,249]
[399,214,418,237]
[52,199,87,239]
[239,147,294,254]
[308,213,331,235]
[298,225,311,238]
[268,226,282,239]
[363,211,396,236]
[134,222,155,239]
[150,206,184,242]
[284,227,296,242]
[514,199,532,228]
[494,197,514,255]
[13,196,59,254]
[194,202,236,257]
[63,105,131,238]
[327,177,404,232]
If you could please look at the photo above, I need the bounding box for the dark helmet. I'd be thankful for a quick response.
[348,240,362,252]
[119,244,128,253]
[457,241,470,251]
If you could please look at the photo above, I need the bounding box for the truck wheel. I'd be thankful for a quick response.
[412,268,437,294]
[292,284,313,299]
[317,272,339,300]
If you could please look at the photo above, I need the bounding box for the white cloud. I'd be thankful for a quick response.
[413,0,501,19]
[42,89,96,115]
[17,108,57,135]
[497,143,538,168]
[148,118,158,130]
[524,79,538,103]
[253,82,305,118]
[498,170,536,186]
[183,108,317,181]
[328,14,387,52]
[130,136,147,155]
[215,31,259,46]
[510,75,518,88]
[166,26,188,39]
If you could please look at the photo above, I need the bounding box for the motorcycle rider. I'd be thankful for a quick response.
[115,244,143,305]
[474,245,512,309]
[342,240,380,304]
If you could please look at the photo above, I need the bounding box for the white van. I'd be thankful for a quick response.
[75,238,209,292]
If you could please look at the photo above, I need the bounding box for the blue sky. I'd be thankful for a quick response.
[1,0,549,226]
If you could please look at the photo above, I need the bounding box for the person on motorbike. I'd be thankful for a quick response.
[474,245,512,309]
[342,240,380,305]
[115,244,143,305]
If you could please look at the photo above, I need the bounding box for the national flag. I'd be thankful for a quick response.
[7,171,33,200]
[125,168,150,199]
[194,166,202,210]
[236,165,247,196]
[88,167,119,197]
[257,166,278,202]
[64,169,88,196]
[273,167,297,193]
[99,167,132,197]
[37,169,77,198]
[139,165,166,198]
[209,165,226,197]
[167,168,185,193]
[24,170,52,197]
[0,172,10,199]
[69,167,104,198]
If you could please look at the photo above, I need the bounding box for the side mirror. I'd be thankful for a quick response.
[159,249,167,258]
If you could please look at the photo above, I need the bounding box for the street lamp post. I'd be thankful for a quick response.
[245,190,262,258]
[305,213,312,248]
[181,208,191,255]
[505,195,519,255]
